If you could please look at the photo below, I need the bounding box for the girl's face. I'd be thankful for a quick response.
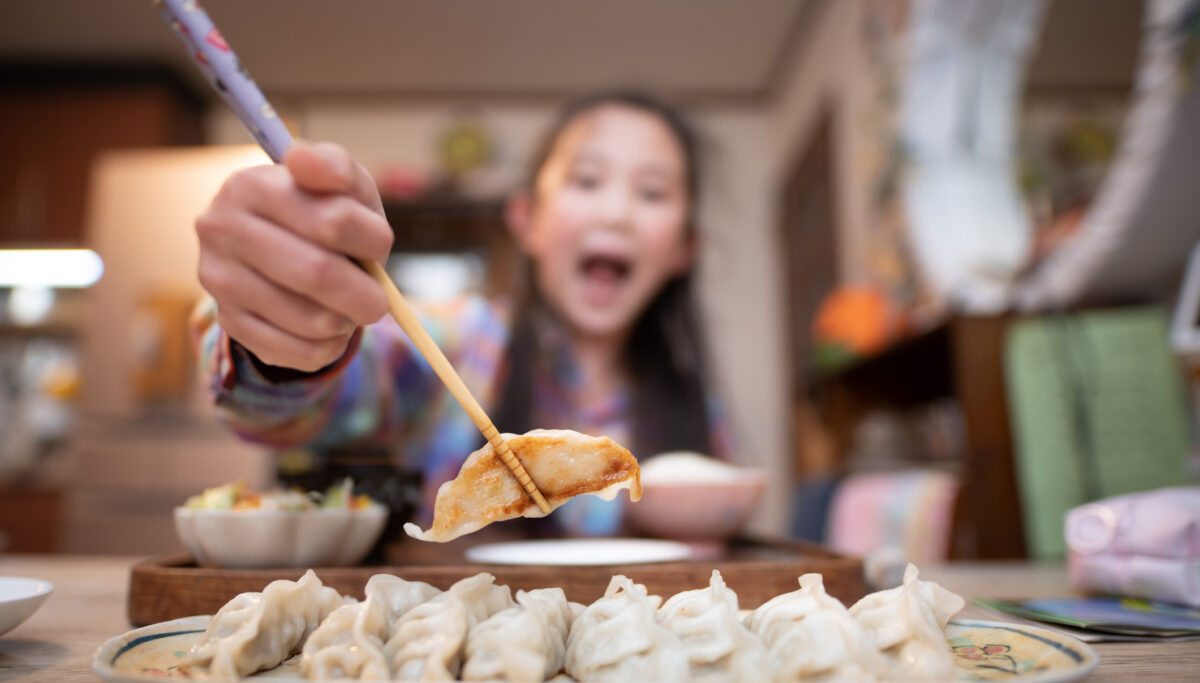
[516,104,694,340]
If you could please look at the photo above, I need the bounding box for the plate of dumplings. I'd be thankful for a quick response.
[93,563,1098,682]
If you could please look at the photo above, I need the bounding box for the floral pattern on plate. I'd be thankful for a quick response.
[947,620,1100,681]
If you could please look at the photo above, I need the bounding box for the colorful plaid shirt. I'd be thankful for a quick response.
[192,296,734,535]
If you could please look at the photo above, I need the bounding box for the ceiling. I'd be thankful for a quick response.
[0,0,1141,103]
[0,0,809,101]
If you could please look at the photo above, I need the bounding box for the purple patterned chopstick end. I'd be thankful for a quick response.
[154,0,294,162]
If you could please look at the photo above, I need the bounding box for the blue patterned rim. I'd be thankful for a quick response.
[109,628,205,667]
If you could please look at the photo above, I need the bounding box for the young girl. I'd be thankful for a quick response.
[192,91,733,536]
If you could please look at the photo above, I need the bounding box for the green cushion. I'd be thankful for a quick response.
[1005,306,1191,558]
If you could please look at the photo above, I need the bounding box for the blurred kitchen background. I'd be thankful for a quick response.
[1,0,1198,560]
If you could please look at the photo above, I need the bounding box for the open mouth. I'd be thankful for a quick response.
[577,254,633,308]
[580,255,632,283]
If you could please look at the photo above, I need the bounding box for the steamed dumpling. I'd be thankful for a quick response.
[384,573,514,680]
[565,575,687,682]
[301,574,441,680]
[462,587,575,682]
[367,573,443,631]
[849,563,965,680]
[745,573,887,681]
[180,569,347,678]
[658,570,767,682]
[404,429,642,542]
[301,598,389,680]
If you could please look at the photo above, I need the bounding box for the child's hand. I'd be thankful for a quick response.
[196,141,394,372]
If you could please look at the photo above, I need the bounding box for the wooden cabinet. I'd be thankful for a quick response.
[382,197,516,296]
[809,316,1027,559]
[0,63,206,245]
[0,487,62,553]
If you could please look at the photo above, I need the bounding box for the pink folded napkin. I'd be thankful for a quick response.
[1066,487,1200,607]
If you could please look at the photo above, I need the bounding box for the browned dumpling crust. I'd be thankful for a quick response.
[405,429,642,543]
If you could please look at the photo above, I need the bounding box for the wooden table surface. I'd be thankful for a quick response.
[1,554,1197,681]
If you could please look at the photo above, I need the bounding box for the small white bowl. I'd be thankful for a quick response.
[174,507,387,569]
[628,452,767,544]
[0,576,53,636]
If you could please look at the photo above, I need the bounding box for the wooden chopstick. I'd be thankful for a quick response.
[156,0,552,514]
[361,261,551,513]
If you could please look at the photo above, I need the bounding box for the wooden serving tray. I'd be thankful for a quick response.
[127,537,864,627]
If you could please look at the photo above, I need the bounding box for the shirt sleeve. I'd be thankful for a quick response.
[189,295,507,453]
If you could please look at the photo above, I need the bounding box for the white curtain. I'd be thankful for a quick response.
[900,0,1047,312]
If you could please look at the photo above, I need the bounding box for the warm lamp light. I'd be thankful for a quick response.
[0,249,104,288]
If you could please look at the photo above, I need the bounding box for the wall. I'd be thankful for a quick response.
[767,0,873,284]
[70,146,277,553]
[689,108,787,535]
[761,0,878,532]
[83,146,270,417]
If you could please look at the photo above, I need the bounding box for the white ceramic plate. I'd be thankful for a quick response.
[947,619,1100,681]
[92,616,305,681]
[93,616,1100,681]
[0,576,54,637]
[464,538,693,566]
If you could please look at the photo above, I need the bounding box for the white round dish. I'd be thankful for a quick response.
[92,616,1100,681]
[464,538,693,566]
[630,452,767,543]
[946,619,1100,681]
[0,576,54,637]
[174,506,387,569]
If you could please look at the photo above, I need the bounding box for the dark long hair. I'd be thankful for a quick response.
[491,90,714,457]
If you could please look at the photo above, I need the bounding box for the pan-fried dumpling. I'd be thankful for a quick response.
[180,569,346,678]
[565,575,687,682]
[404,429,642,542]
[745,573,886,681]
[384,573,515,680]
[658,570,767,682]
[461,587,575,682]
[301,574,441,680]
[849,563,965,681]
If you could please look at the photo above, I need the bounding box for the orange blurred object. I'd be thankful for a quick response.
[231,494,261,510]
[41,363,81,401]
[812,285,900,356]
